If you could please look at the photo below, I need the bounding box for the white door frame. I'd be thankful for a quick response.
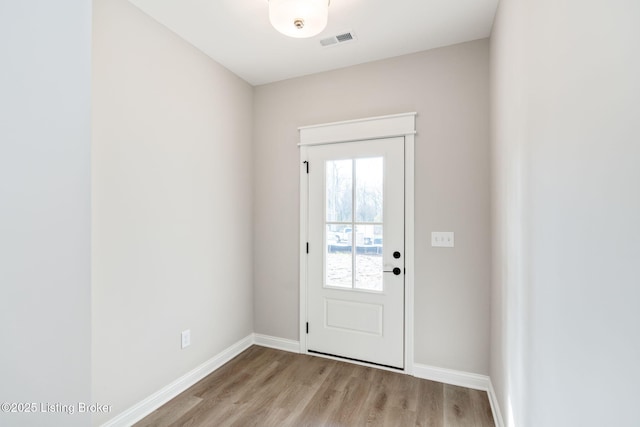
[298,112,416,374]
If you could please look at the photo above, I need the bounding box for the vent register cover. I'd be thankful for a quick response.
[320,31,356,47]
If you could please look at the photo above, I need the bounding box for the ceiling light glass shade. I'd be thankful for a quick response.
[269,0,329,38]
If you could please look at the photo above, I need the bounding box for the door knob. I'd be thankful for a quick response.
[383,267,402,275]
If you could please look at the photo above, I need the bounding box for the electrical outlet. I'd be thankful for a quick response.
[181,329,191,349]
[431,232,454,247]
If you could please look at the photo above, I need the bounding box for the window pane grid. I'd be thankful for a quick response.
[325,158,384,292]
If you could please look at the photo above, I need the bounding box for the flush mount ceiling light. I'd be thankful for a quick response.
[269,0,330,38]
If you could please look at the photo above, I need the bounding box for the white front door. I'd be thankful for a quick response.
[306,137,405,369]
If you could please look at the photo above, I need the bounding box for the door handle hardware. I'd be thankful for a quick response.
[383,267,402,275]
[393,251,401,259]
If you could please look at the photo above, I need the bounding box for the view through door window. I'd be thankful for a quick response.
[325,157,383,291]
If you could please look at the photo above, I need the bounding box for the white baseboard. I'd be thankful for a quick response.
[101,334,254,427]
[413,363,491,391]
[487,380,505,427]
[253,333,301,353]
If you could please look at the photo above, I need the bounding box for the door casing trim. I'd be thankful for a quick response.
[299,112,416,375]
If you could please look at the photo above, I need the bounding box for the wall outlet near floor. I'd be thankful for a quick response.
[431,232,454,247]
[181,329,191,349]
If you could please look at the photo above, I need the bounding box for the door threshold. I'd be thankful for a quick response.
[307,349,404,371]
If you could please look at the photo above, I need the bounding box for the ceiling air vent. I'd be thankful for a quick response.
[320,31,357,48]
[336,32,353,42]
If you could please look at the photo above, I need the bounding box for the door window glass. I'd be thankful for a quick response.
[325,157,384,291]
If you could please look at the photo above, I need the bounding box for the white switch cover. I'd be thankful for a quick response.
[431,232,454,247]
[181,329,191,349]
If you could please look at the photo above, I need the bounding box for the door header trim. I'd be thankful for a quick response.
[298,112,417,147]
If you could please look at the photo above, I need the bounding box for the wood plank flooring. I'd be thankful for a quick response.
[135,346,495,427]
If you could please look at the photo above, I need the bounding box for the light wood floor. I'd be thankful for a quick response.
[135,346,495,427]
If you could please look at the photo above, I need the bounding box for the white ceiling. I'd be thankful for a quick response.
[128,0,499,86]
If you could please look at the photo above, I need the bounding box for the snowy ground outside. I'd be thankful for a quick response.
[326,252,383,291]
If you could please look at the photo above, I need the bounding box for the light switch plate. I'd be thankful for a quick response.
[431,232,454,247]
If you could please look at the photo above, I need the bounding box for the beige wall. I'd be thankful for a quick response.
[92,0,254,424]
[0,2,92,426]
[491,0,640,425]
[253,39,491,374]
